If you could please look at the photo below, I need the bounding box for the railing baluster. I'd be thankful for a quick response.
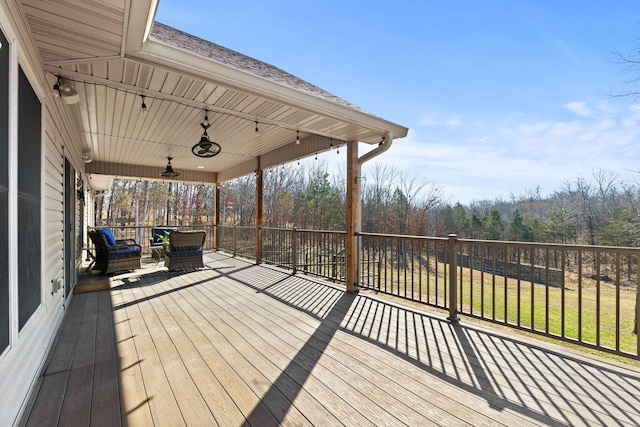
[504,244,508,324]
[492,245,496,321]
[448,234,458,322]
[578,249,583,342]
[636,261,640,357]
[616,251,621,352]
[292,227,298,274]
[545,248,550,334]
[596,251,601,347]
[517,246,521,327]
[561,249,566,338]
[418,239,423,302]
[530,247,535,331]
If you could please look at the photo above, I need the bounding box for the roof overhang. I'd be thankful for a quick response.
[20,0,408,185]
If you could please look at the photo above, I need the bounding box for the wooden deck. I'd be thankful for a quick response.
[20,252,640,426]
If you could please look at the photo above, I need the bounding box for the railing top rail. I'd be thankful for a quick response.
[290,228,347,234]
[357,231,448,242]
[89,226,640,253]
[358,231,640,253]
[456,237,640,253]
[216,225,255,231]
[259,227,291,232]
[259,226,347,234]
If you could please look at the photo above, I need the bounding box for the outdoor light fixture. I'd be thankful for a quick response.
[82,151,92,163]
[52,76,79,104]
[192,110,221,158]
[52,77,60,98]
[296,130,300,145]
[140,95,148,115]
[160,157,180,178]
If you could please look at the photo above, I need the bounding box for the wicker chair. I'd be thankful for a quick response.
[164,230,206,271]
[88,228,142,274]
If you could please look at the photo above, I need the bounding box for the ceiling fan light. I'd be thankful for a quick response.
[192,140,221,158]
[192,110,222,158]
[160,157,180,178]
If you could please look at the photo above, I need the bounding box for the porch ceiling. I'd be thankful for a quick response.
[20,0,408,186]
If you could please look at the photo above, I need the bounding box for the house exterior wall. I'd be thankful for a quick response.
[0,3,85,424]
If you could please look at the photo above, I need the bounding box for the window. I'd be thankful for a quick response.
[17,65,41,330]
[0,27,9,350]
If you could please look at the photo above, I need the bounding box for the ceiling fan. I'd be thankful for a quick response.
[160,157,179,178]
[192,111,221,158]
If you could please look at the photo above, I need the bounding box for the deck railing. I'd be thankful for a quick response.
[88,225,640,359]
[262,228,347,280]
[360,232,640,360]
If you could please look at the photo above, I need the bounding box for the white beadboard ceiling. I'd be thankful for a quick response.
[20,0,408,186]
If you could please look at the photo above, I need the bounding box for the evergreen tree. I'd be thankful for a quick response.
[484,209,505,240]
[507,209,532,241]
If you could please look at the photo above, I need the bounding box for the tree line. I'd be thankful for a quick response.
[94,163,640,247]
[435,170,640,247]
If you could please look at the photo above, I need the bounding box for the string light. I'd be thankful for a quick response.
[48,74,351,144]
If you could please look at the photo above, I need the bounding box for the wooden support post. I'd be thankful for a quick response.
[345,140,359,292]
[255,169,263,264]
[214,184,220,251]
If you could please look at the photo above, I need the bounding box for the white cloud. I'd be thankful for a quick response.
[369,101,640,204]
[564,101,592,116]
[419,115,463,128]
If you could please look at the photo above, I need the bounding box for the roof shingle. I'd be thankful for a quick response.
[150,22,370,114]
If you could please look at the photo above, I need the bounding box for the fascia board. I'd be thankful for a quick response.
[124,0,159,53]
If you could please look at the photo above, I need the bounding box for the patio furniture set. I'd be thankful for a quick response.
[88,227,206,274]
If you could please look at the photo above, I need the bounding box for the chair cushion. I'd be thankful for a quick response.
[97,228,117,247]
[112,246,140,259]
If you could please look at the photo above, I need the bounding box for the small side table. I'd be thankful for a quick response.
[82,247,96,272]
[150,244,164,260]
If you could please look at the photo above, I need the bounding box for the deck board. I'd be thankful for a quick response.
[21,252,640,426]
[205,272,461,426]
[155,275,301,426]
[111,287,154,426]
[120,285,187,426]
[175,278,373,426]
[91,291,121,426]
[57,292,98,427]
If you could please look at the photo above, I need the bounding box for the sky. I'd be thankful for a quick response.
[155,0,640,204]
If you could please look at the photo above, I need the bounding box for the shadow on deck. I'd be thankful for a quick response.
[20,252,640,426]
